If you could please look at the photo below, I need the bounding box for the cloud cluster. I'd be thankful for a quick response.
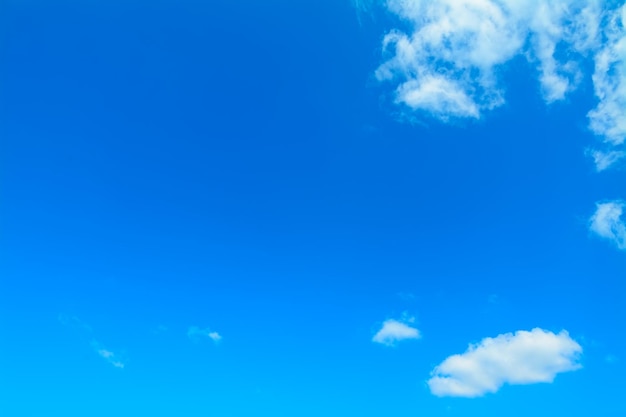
[590,201,626,250]
[372,316,421,346]
[377,0,626,170]
[427,328,582,397]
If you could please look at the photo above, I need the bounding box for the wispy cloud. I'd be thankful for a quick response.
[353,0,374,13]
[59,314,126,369]
[372,315,421,346]
[188,326,222,344]
[91,341,126,369]
[589,201,626,250]
[427,328,582,397]
[588,4,626,152]
[375,0,626,170]
[588,149,626,172]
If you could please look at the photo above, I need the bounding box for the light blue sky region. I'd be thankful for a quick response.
[1,0,625,416]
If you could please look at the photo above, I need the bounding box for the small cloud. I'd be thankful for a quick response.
[372,317,421,347]
[605,354,618,364]
[394,76,481,120]
[400,311,416,323]
[487,294,499,304]
[207,332,222,342]
[91,341,125,369]
[188,326,222,344]
[588,149,625,171]
[428,328,582,398]
[589,201,626,250]
[59,314,126,369]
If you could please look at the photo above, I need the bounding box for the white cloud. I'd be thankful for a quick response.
[589,149,626,171]
[397,76,480,119]
[208,332,222,342]
[372,317,421,346]
[376,0,625,169]
[428,328,582,397]
[589,201,626,250]
[188,326,222,344]
[96,349,125,369]
[91,341,125,369]
[59,314,126,369]
[588,4,626,146]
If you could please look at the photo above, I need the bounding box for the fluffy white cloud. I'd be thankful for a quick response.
[428,328,582,397]
[589,201,626,250]
[188,326,222,344]
[397,76,480,119]
[372,318,421,346]
[376,0,625,170]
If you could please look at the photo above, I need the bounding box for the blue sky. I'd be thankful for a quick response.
[1,0,625,416]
